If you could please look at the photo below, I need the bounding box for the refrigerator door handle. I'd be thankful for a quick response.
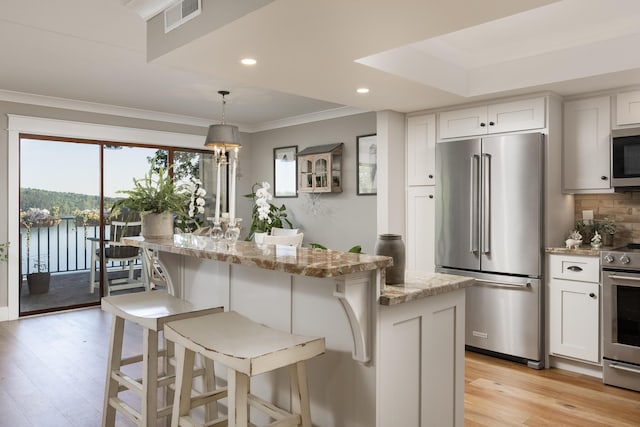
[470,155,480,253]
[482,153,491,254]
[475,278,531,289]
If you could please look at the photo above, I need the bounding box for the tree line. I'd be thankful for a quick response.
[20,188,121,216]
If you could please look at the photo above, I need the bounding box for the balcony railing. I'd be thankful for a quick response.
[20,216,141,275]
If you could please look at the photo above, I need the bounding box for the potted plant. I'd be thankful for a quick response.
[244,182,293,241]
[26,259,50,294]
[595,218,616,246]
[0,241,8,262]
[110,166,206,238]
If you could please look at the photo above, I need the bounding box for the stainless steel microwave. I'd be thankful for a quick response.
[612,127,640,190]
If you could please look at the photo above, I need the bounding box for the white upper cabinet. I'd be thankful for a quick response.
[616,90,640,125]
[563,96,612,193]
[438,97,545,139]
[406,114,436,186]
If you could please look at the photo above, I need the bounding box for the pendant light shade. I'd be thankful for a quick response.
[205,124,239,147]
[205,90,241,148]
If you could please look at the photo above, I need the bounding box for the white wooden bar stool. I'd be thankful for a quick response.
[164,311,326,427]
[101,291,224,427]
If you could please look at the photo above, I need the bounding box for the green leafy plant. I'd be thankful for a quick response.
[244,182,293,240]
[0,242,9,262]
[310,243,362,253]
[110,166,205,230]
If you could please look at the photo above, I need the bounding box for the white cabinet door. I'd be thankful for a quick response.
[616,90,640,125]
[563,96,612,193]
[407,114,436,186]
[406,186,434,273]
[438,106,487,139]
[549,278,600,363]
[488,97,546,134]
[439,97,545,139]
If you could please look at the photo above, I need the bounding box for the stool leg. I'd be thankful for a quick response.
[290,361,312,427]
[102,315,124,427]
[164,336,175,421]
[171,344,195,427]
[228,369,250,427]
[202,355,218,421]
[142,328,159,427]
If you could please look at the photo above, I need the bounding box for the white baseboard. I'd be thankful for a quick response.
[549,355,603,378]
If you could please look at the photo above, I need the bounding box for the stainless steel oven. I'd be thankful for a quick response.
[601,246,640,392]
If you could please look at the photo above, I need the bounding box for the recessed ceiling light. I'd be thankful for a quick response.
[241,58,257,66]
[356,87,370,94]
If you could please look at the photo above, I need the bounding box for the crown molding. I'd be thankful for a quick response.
[245,106,369,133]
[0,89,212,128]
[0,89,369,134]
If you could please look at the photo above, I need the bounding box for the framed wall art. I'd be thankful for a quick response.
[273,145,298,197]
[356,134,377,195]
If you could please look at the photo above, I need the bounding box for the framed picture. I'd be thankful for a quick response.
[273,145,298,197]
[357,134,377,195]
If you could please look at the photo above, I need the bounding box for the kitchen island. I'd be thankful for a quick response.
[124,234,474,427]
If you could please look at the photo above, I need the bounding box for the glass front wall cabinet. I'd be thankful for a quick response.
[296,143,343,193]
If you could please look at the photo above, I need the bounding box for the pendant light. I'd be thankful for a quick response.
[204,90,240,148]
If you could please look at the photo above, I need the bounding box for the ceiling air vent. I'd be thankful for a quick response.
[164,0,201,33]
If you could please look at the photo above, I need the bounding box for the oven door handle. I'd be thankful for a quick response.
[607,274,640,283]
[608,362,640,375]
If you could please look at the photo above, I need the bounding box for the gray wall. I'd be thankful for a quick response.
[243,112,377,253]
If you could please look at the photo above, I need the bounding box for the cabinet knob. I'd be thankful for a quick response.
[601,176,608,181]
[589,292,596,299]
[489,121,495,126]
[428,174,434,179]
[428,195,434,199]
[480,122,486,127]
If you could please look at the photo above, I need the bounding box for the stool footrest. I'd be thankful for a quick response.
[112,370,143,397]
[191,387,228,408]
[248,393,301,425]
[108,396,141,425]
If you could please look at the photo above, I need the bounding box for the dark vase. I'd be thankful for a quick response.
[27,272,50,294]
[375,234,405,285]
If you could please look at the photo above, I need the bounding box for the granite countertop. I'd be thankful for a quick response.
[379,271,475,306]
[545,246,610,256]
[123,234,393,278]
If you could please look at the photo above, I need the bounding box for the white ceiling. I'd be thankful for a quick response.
[2,0,640,132]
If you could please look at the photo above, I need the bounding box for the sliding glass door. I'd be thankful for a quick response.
[19,136,221,316]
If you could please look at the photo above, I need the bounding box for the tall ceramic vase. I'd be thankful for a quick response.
[374,234,405,285]
[141,212,174,239]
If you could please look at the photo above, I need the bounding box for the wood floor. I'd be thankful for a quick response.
[0,307,639,426]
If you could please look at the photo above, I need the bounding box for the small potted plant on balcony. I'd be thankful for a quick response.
[110,166,206,239]
[26,259,50,294]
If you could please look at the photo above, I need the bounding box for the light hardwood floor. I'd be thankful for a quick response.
[0,307,639,426]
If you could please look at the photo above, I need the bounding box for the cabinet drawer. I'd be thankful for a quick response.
[549,255,600,283]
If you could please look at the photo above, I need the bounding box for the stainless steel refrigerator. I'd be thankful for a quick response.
[435,133,544,369]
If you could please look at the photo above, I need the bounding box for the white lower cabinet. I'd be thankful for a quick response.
[406,186,435,273]
[548,254,600,363]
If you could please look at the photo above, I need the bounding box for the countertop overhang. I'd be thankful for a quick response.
[380,271,476,306]
[123,234,393,278]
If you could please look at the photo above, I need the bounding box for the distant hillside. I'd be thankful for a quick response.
[20,188,121,216]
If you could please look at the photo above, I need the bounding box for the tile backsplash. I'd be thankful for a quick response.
[574,193,640,246]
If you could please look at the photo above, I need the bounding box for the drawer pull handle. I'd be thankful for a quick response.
[567,266,583,272]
